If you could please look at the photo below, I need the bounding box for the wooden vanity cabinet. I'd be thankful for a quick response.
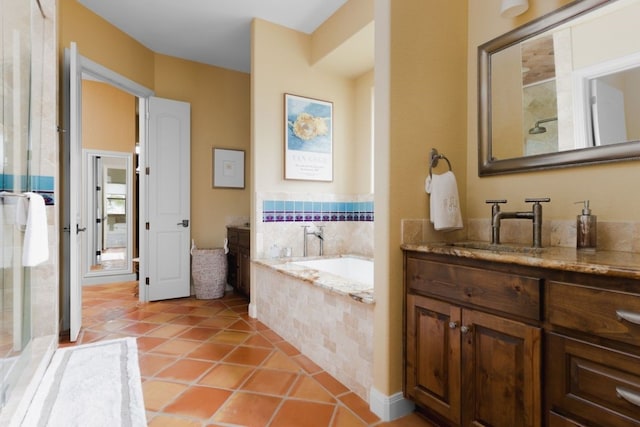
[545,279,640,426]
[227,227,250,297]
[404,252,542,427]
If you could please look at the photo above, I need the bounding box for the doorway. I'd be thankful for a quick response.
[82,150,135,283]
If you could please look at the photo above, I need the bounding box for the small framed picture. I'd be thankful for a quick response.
[212,148,245,189]
[284,93,333,181]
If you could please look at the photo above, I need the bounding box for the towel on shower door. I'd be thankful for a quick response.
[16,192,49,267]
[425,171,463,231]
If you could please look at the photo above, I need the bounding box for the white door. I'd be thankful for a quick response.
[63,43,84,341]
[591,78,628,146]
[147,97,191,301]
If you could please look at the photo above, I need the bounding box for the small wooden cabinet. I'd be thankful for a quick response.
[404,252,542,427]
[227,227,250,297]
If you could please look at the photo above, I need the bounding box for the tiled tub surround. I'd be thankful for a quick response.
[256,193,374,258]
[253,256,374,402]
[402,218,640,254]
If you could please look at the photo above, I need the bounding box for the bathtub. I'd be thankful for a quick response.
[290,256,373,291]
[253,255,374,401]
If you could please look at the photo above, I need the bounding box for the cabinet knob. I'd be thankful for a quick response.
[616,309,640,325]
[448,321,458,329]
[460,325,471,334]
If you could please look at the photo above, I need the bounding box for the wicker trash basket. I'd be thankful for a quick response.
[191,248,227,299]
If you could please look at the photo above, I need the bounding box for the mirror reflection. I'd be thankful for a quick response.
[83,151,133,278]
[480,0,640,175]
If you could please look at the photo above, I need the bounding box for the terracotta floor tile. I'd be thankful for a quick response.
[143,312,183,323]
[77,283,428,427]
[243,333,275,349]
[313,371,350,397]
[120,321,160,335]
[212,330,251,345]
[138,353,177,377]
[262,351,304,373]
[338,392,379,424]
[151,339,202,356]
[227,319,253,331]
[198,317,236,329]
[136,336,168,352]
[260,329,285,343]
[270,400,335,427]
[241,368,298,395]
[331,406,367,427]
[142,380,188,411]
[177,326,221,341]
[224,346,272,366]
[199,363,254,389]
[377,412,438,427]
[146,324,190,338]
[156,359,213,382]
[187,342,235,361]
[169,315,208,326]
[163,386,231,419]
[293,354,324,374]
[275,340,301,356]
[212,391,281,427]
[215,308,241,318]
[147,414,202,427]
[288,376,336,404]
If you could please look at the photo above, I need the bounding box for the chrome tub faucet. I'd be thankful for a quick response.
[303,225,324,256]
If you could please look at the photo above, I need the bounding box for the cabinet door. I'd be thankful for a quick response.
[239,247,250,297]
[461,309,541,427]
[406,294,461,425]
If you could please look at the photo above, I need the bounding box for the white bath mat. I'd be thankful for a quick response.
[21,337,146,427]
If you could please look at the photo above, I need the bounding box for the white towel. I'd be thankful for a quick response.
[425,171,463,231]
[16,193,49,267]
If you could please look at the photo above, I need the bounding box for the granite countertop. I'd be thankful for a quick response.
[254,256,375,304]
[401,241,640,280]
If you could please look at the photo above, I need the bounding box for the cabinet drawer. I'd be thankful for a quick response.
[546,333,640,426]
[547,281,640,347]
[405,257,541,321]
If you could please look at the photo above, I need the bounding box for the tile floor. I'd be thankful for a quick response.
[60,282,435,427]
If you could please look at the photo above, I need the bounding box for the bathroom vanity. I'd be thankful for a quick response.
[402,243,640,427]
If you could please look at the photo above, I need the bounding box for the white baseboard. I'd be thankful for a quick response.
[82,273,136,285]
[369,387,415,422]
[248,301,257,318]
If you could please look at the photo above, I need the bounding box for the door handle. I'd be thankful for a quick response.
[76,224,87,234]
[177,219,189,227]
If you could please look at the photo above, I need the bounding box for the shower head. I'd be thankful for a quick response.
[528,117,558,135]
[528,124,547,134]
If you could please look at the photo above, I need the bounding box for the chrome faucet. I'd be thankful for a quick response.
[303,225,324,256]
[486,198,550,248]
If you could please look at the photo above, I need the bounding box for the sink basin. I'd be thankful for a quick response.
[446,241,545,254]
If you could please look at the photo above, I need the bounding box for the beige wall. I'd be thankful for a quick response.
[467,0,640,222]
[82,80,136,152]
[251,18,368,196]
[59,0,251,250]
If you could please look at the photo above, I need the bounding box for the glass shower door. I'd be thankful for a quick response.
[0,0,33,408]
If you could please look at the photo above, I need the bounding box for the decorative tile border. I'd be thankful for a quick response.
[262,200,374,222]
[1,174,55,205]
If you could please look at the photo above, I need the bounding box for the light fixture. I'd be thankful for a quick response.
[500,0,529,18]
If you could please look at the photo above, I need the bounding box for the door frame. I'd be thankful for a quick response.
[65,49,154,315]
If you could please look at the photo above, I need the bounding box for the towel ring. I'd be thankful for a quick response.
[429,149,452,177]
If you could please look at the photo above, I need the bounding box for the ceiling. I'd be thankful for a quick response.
[78,0,352,74]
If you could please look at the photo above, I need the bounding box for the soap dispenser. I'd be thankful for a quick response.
[575,200,597,251]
